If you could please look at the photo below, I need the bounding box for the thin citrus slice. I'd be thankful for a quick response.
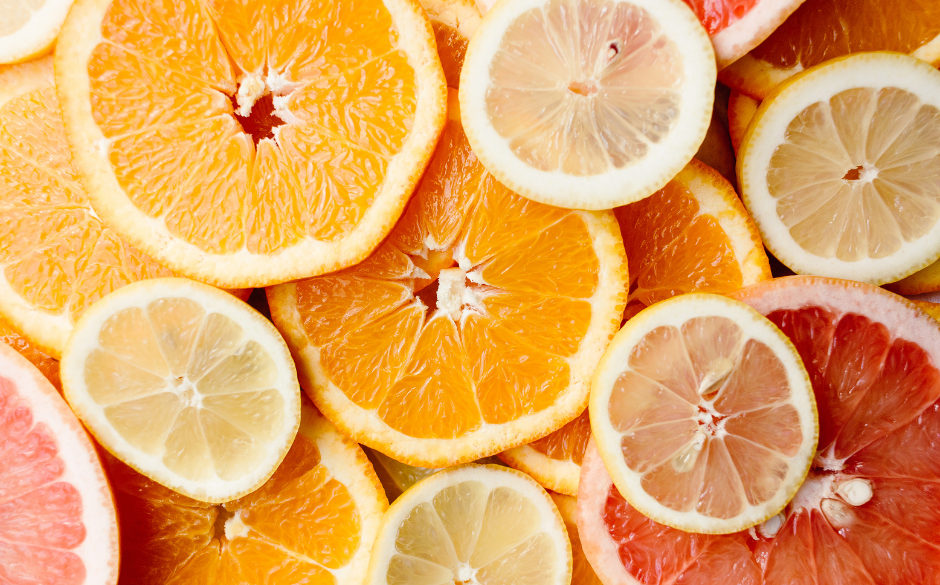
[420,0,481,88]
[55,0,447,288]
[590,293,817,534]
[500,160,771,496]
[105,399,388,584]
[578,276,940,584]
[61,277,301,503]
[739,52,940,285]
[720,0,940,100]
[267,93,627,468]
[1,312,60,390]
[0,0,74,64]
[0,341,118,585]
[366,464,572,585]
[458,0,716,209]
[551,491,604,585]
[728,89,759,154]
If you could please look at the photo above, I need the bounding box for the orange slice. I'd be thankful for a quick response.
[0,0,74,64]
[551,492,604,585]
[366,464,572,585]
[420,0,481,88]
[886,261,940,296]
[500,160,771,496]
[728,89,760,154]
[61,278,301,503]
[104,400,388,584]
[0,342,118,585]
[0,312,60,390]
[55,0,447,288]
[267,93,628,468]
[721,0,940,100]
[590,293,817,533]
[458,0,716,209]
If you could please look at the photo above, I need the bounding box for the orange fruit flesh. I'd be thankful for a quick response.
[89,0,419,254]
[618,174,745,321]
[594,284,940,583]
[432,21,468,88]
[0,372,86,584]
[682,0,759,35]
[749,0,940,71]
[529,410,591,466]
[289,109,603,439]
[0,316,60,390]
[106,429,361,583]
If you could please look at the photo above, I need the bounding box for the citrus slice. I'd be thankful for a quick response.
[682,0,808,69]
[578,276,940,583]
[267,93,627,468]
[366,464,572,585]
[458,0,716,209]
[885,259,940,296]
[104,399,388,584]
[60,277,301,503]
[590,293,817,534]
[728,89,759,154]
[420,0,481,88]
[55,0,447,288]
[0,341,118,585]
[550,491,604,585]
[913,299,940,321]
[500,160,771,496]
[1,312,60,389]
[0,0,74,64]
[364,447,503,502]
[739,52,940,285]
[720,0,940,100]
[694,106,737,187]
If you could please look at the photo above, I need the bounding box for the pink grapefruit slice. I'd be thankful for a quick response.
[577,276,940,584]
[0,342,118,584]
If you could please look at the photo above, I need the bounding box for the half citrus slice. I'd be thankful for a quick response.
[55,0,447,287]
[459,0,716,209]
[739,51,940,285]
[0,341,118,585]
[590,293,817,534]
[366,464,572,585]
[0,0,74,64]
[105,400,388,584]
[61,277,301,503]
[267,94,627,468]
[499,160,770,496]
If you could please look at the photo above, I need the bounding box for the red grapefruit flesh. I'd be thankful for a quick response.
[577,276,940,584]
[0,343,118,585]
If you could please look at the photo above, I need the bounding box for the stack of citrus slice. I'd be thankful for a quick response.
[579,277,940,583]
[500,160,770,495]
[106,401,388,583]
[269,94,628,468]
[55,0,447,287]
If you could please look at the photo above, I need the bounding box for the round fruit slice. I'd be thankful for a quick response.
[420,0,481,88]
[590,293,817,534]
[683,0,808,69]
[459,0,716,209]
[720,0,940,100]
[739,52,940,285]
[1,312,60,389]
[728,89,759,154]
[61,277,301,503]
[886,259,940,296]
[500,160,771,496]
[0,342,118,585]
[104,399,388,584]
[551,491,604,585]
[366,464,572,585]
[55,0,447,288]
[268,94,627,468]
[0,0,74,64]
[578,276,940,584]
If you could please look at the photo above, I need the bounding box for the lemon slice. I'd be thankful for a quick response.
[739,52,940,285]
[366,464,572,585]
[590,293,817,534]
[61,277,301,503]
[459,0,716,209]
[0,0,74,64]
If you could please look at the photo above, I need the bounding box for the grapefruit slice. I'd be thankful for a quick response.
[0,0,74,64]
[578,276,940,583]
[590,293,817,534]
[0,341,118,585]
[459,0,716,209]
[366,464,572,585]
